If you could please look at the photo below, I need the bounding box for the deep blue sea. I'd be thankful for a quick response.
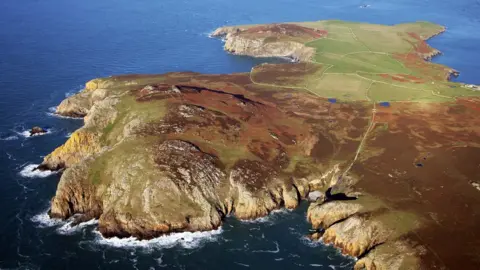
[1,0,479,269]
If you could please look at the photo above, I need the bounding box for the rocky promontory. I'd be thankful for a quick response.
[43,72,361,237]
[211,24,325,61]
[42,20,480,270]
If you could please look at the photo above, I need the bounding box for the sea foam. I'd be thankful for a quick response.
[15,128,53,138]
[57,219,99,235]
[93,227,223,250]
[240,208,291,225]
[19,164,56,178]
[251,241,280,253]
[0,135,19,141]
[31,208,99,236]
[31,209,64,228]
[46,108,82,120]
[46,106,83,120]
[65,85,83,97]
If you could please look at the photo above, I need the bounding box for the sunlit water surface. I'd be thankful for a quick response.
[1,0,479,269]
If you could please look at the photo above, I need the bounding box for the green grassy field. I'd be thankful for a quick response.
[308,73,371,101]
[243,20,480,102]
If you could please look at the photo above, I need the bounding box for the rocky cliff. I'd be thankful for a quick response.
[42,20,480,270]
[211,24,321,61]
[43,72,369,239]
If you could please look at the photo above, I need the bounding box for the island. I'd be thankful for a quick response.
[39,20,480,269]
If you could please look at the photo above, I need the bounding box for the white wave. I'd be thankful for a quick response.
[65,87,81,97]
[234,262,250,268]
[19,164,56,178]
[156,254,168,268]
[15,128,53,138]
[0,135,19,141]
[274,258,284,261]
[329,265,336,270]
[46,106,83,120]
[17,130,31,137]
[252,241,280,253]
[301,236,323,247]
[206,31,226,42]
[66,132,72,138]
[57,219,99,235]
[240,208,291,224]
[93,227,223,250]
[31,208,100,236]
[359,4,371,9]
[339,261,356,268]
[206,30,216,38]
[31,209,64,228]
[335,247,357,261]
[6,152,15,160]
[310,264,323,267]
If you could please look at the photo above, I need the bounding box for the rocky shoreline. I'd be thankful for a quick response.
[40,74,421,269]
[420,26,461,80]
[40,20,480,270]
[211,24,319,62]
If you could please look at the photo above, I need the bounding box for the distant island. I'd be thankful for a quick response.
[39,20,480,269]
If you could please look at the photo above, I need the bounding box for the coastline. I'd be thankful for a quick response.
[38,20,480,270]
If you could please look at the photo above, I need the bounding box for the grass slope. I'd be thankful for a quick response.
[242,20,480,102]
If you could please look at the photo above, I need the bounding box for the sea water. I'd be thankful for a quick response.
[1,0,479,269]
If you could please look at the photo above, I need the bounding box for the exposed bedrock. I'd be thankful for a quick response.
[212,26,315,62]
[49,139,317,239]
[42,68,431,270]
[40,96,119,170]
[55,86,109,117]
[40,18,480,269]
[223,36,315,62]
[307,197,423,269]
[354,241,424,270]
[322,215,390,257]
[49,159,102,220]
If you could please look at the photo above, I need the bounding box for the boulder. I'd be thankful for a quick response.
[30,126,47,136]
[308,190,325,202]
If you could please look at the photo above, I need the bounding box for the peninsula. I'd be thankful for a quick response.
[40,20,480,269]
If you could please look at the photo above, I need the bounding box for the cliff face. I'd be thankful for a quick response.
[49,138,314,238]
[43,20,480,270]
[44,72,371,240]
[42,91,119,170]
[212,24,322,61]
[354,241,424,270]
[43,72,432,269]
[307,199,425,269]
[223,35,315,62]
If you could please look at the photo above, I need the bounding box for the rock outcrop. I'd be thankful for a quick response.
[212,24,319,61]
[307,196,425,269]
[29,126,47,136]
[48,138,313,238]
[41,94,119,170]
[354,241,424,270]
[223,36,315,62]
[44,72,369,240]
[308,201,365,229]
[42,20,480,270]
[322,215,391,257]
